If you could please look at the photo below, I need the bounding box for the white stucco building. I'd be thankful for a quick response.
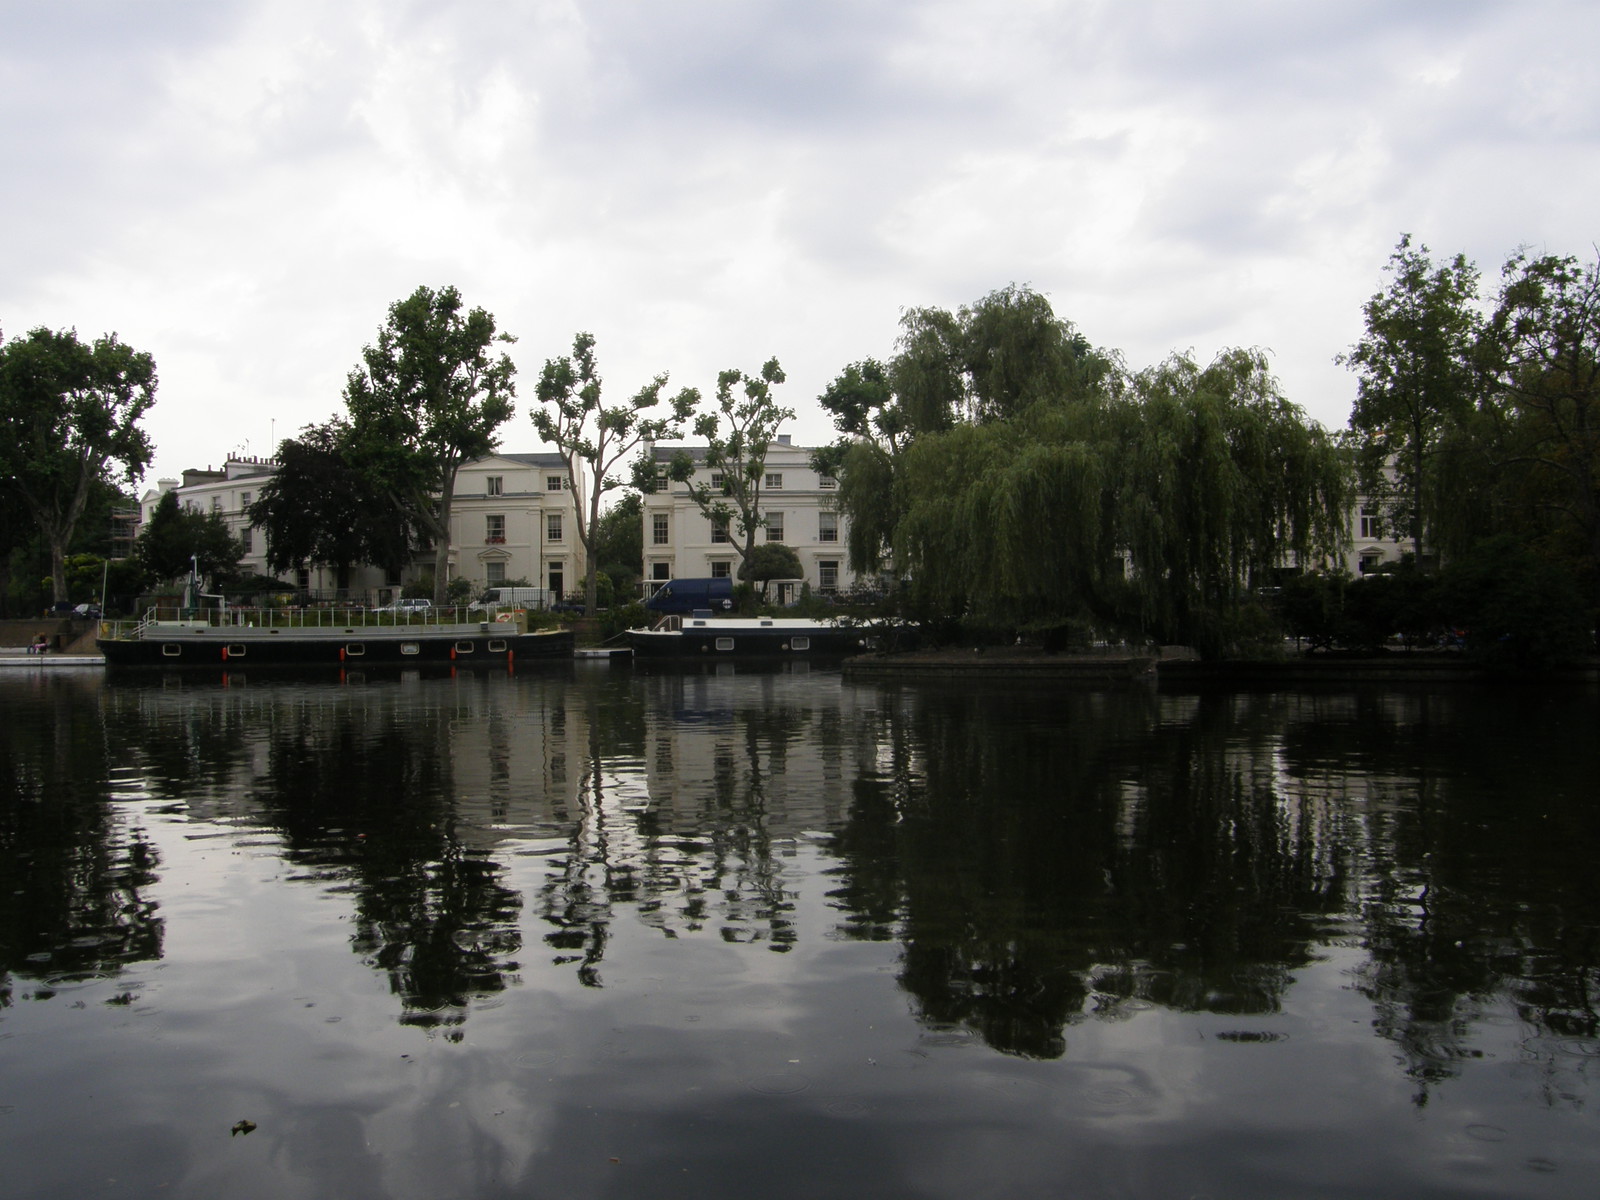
[638,436,862,599]
[141,451,586,603]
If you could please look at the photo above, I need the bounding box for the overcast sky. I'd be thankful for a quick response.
[4,0,1597,486]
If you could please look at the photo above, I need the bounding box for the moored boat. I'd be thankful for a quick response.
[625,614,870,658]
[97,607,575,667]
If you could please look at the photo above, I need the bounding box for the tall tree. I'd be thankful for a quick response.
[343,286,516,604]
[136,489,244,584]
[1339,235,1482,563]
[248,420,414,594]
[0,327,156,602]
[594,490,645,580]
[532,333,697,613]
[663,358,792,582]
[1480,249,1600,582]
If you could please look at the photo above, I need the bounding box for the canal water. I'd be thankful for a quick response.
[2,665,1598,1199]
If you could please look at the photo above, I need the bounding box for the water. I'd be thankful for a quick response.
[2,665,1598,1198]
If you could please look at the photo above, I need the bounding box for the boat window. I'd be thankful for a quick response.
[400,643,420,655]
[715,637,735,651]
[791,636,810,650]
[488,639,507,652]
[760,620,772,626]
[162,644,181,657]
[227,644,247,656]
[345,643,365,656]
[455,641,475,653]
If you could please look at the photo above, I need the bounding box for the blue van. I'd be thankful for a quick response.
[645,577,736,615]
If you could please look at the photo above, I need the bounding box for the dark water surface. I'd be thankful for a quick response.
[2,665,1598,1199]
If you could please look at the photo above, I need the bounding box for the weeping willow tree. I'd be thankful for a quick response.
[893,348,1351,655]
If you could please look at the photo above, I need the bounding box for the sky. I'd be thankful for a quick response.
[4,0,1598,488]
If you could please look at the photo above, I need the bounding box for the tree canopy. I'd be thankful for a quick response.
[662,358,792,580]
[343,285,516,603]
[0,326,156,602]
[136,489,244,585]
[248,419,414,593]
[1338,235,1482,562]
[533,332,697,612]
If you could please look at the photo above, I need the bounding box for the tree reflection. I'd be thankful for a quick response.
[0,675,163,1005]
[248,694,524,1031]
[828,685,1361,1058]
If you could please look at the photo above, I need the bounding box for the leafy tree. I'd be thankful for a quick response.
[533,333,696,613]
[343,285,516,604]
[594,490,644,601]
[249,420,413,594]
[662,358,792,583]
[1339,236,1482,563]
[1479,250,1600,586]
[812,359,908,576]
[0,327,156,602]
[740,541,803,601]
[136,490,244,584]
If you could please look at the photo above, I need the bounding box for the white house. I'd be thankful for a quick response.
[639,436,861,598]
[143,452,585,602]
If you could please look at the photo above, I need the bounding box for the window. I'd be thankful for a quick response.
[547,566,564,595]
[486,514,505,543]
[711,516,730,543]
[211,496,223,512]
[766,512,784,541]
[240,491,252,507]
[1359,507,1381,539]
[710,561,732,579]
[486,561,506,585]
[652,514,669,545]
[240,527,253,554]
[547,513,562,542]
[486,475,503,496]
[818,476,837,490]
[766,472,783,488]
[819,560,839,593]
[547,475,563,492]
[651,562,671,580]
[819,512,838,542]
[710,472,726,492]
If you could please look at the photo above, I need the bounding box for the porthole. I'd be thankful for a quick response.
[715,637,735,651]
[161,644,181,657]
[488,639,507,652]
[227,644,247,657]
[345,643,366,657]
[455,641,475,654]
[791,636,810,650]
[400,643,420,656]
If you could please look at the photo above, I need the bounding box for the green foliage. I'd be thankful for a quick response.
[343,285,516,603]
[446,575,473,604]
[594,491,644,578]
[0,326,157,601]
[666,358,792,574]
[740,542,804,599]
[136,490,244,582]
[598,601,650,641]
[1441,536,1592,670]
[533,333,697,612]
[1339,235,1482,561]
[249,419,413,589]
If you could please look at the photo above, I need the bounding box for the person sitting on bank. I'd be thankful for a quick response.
[29,635,49,654]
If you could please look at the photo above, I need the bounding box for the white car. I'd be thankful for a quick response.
[376,598,432,613]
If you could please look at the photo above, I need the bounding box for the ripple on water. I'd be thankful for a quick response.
[515,1049,560,1069]
[747,1073,810,1096]
[42,972,114,991]
[823,1098,870,1117]
[1466,1124,1509,1142]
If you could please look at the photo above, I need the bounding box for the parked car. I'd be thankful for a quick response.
[72,603,101,619]
[375,598,433,614]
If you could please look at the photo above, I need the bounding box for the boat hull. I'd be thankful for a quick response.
[626,618,868,659]
[98,626,575,667]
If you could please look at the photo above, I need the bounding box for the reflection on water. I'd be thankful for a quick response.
[2,668,1599,1198]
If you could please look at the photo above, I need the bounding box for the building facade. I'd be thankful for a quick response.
[639,437,861,599]
[140,452,585,603]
